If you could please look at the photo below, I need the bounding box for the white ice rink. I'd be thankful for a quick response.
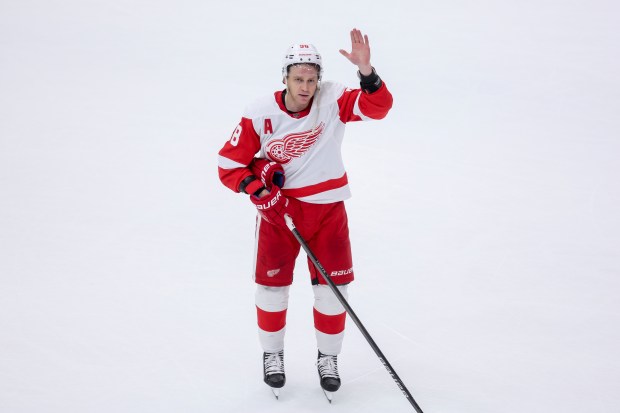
[1,1,619,412]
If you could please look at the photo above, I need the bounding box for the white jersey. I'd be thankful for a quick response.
[218,80,393,203]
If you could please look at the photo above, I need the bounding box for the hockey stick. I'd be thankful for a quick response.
[284,215,424,413]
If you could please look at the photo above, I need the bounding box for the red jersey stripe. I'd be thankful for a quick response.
[281,173,348,199]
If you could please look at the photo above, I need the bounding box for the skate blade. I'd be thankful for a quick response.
[322,389,334,403]
[271,387,280,400]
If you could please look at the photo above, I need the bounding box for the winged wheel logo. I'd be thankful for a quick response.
[266,122,325,164]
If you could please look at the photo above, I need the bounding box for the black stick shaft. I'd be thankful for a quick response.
[285,218,424,412]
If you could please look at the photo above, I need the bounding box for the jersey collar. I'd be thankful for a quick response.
[275,90,312,119]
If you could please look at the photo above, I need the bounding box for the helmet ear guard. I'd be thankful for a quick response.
[281,43,323,82]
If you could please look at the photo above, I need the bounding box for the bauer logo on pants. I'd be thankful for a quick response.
[330,267,353,276]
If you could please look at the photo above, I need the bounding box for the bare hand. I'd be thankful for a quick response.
[339,28,372,75]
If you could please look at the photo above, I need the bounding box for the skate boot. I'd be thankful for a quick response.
[317,351,341,393]
[263,350,286,390]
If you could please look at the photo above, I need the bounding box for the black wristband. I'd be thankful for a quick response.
[357,67,383,93]
[239,175,257,194]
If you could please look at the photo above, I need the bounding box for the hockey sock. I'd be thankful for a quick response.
[255,285,290,352]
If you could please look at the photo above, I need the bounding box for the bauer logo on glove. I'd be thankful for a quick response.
[250,186,292,228]
[250,158,285,189]
[254,189,285,210]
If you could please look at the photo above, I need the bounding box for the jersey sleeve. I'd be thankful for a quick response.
[217,116,263,194]
[337,82,393,123]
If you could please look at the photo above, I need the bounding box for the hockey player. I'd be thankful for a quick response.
[217,28,393,398]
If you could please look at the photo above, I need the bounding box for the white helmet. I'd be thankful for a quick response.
[281,43,323,80]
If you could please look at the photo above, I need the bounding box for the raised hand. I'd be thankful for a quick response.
[339,28,372,76]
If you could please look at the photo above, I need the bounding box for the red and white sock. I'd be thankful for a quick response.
[313,284,348,355]
[255,285,290,352]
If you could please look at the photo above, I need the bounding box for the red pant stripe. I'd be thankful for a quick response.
[313,308,346,335]
[256,306,287,332]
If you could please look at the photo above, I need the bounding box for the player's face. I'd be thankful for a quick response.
[285,64,319,112]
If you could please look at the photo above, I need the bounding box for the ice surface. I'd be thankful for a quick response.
[1,1,619,412]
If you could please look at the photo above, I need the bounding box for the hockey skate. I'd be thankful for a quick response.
[317,351,341,402]
[263,350,285,399]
